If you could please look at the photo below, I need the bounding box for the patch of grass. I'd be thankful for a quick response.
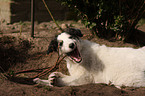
[35,83,52,91]
[137,18,145,27]
[43,85,52,91]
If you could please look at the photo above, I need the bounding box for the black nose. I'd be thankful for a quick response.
[69,43,75,49]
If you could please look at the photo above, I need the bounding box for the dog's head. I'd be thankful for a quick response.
[47,28,83,63]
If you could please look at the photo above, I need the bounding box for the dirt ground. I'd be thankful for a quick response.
[0,21,145,96]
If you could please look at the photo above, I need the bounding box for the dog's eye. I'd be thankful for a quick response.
[59,41,63,46]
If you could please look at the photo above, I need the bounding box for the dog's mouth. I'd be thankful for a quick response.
[67,47,82,63]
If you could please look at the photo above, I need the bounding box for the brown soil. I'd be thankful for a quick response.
[0,21,145,96]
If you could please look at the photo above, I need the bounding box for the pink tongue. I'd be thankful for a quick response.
[69,48,82,62]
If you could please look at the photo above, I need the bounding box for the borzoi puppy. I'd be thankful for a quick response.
[34,28,145,88]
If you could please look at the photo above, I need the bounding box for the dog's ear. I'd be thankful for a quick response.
[66,28,83,37]
[47,37,58,54]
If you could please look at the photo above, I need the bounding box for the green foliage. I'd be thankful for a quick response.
[43,85,52,91]
[137,18,145,28]
[57,0,145,40]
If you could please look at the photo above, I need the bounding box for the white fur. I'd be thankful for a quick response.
[34,33,145,87]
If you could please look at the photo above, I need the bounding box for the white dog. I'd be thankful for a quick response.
[34,28,145,88]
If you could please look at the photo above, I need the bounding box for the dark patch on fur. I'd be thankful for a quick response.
[47,28,83,54]
[66,28,83,38]
[47,37,58,54]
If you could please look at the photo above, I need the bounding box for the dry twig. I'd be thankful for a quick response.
[32,54,66,78]
[10,45,66,79]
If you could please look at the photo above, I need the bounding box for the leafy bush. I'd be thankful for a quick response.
[57,0,145,41]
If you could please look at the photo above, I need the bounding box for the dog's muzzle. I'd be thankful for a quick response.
[66,46,82,63]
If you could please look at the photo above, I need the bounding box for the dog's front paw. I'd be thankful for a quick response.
[33,78,41,84]
[48,72,62,86]
[33,72,64,87]
[33,78,51,86]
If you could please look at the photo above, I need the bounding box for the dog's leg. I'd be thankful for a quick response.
[48,72,93,86]
[33,72,68,87]
[34,72,92,87]
[33,78,51,86]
